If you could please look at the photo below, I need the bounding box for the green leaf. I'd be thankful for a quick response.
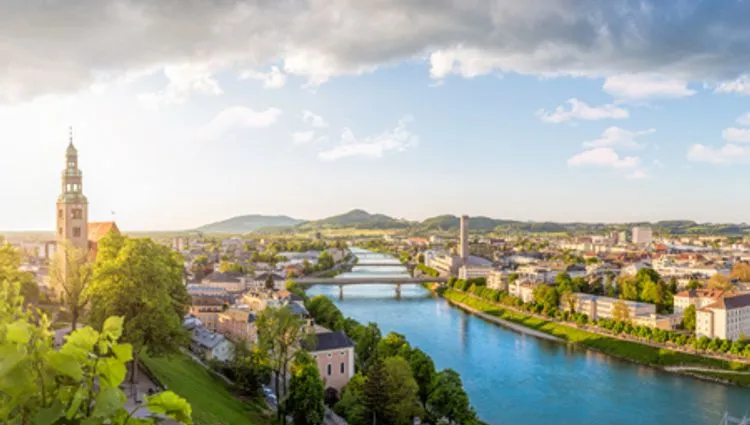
[146,391,193,425]
[32,400,65,425]
[6,320,31,344]
[92,387,126,418]
[97,357,127,388]
[0,347,24,380]
[112,343,133,363]
[45,351,83,381]
[102,316,124,341]
[60,326,99,361]
[65,388,86,420]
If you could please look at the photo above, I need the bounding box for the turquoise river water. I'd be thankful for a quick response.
[306,249,750,425]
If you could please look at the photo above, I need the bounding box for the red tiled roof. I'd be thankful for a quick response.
[88,222,120,242]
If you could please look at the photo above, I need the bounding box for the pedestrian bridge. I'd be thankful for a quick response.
[350,262,406,267]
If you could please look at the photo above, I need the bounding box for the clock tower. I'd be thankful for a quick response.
[56,128,89,256]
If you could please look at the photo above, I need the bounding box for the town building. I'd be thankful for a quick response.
[307,326,355,393]
[696,292,750,340]
[487,270,508,291]
[184,317,234,362]
[632,226,653,245]
[458,264,495,280]
[459,215,469,264]
[563,293,657,322]
[218,308,258,344]
[674,289,732,315]
[201,271,248,293]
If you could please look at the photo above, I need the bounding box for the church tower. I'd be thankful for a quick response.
[56,128,89,255]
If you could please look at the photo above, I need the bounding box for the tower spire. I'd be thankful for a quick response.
[68,126,74,148]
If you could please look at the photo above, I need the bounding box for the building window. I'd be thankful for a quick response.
[340,362,345,374]
[58,227,62,236]
[73,227,81,237]
[327,364,332,376]
[72,209,82,219]
[58,209,62,219]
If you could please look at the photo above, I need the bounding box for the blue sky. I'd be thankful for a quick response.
[3,1,750,231]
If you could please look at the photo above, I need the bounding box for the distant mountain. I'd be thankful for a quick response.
[197,215,305,233]
[420,215,518,232]
[298,209,411,230]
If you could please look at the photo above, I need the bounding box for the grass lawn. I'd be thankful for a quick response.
[141,352,272,425]
[443,289,750,385]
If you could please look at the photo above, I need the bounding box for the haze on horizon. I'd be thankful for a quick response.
[3,1,750,232]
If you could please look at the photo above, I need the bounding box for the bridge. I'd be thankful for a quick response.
[350,262,406,267]
[294,276,447,298]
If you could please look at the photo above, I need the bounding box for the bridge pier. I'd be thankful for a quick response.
[338,284,344,300]
[395,284,401,299]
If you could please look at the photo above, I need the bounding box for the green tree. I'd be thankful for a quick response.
[635,268,662,286]
[382,356,422,425]
[88,234,190,384]
[408,348,436,409]
[284,352,325,425]
[682,304,697,332]
[731,262,750,281]
[687,279,702,290]
[335,374,368,425]
[318,251,335,270]
[708,273,733,290]
[218,261,243,273]
[364,355,389,425]
[427,369,475,425]
[612,300,631,322]
[640,278,663,305]
[265,274,275,290]
[554,272,572,289]
[228,342,271,396]
[351,322,381,371]
[376,332,411,358]
[0,245,38,305]
[0,281,192,424]
[257,306,308,423]
[618,276,639,301]
[50,244,93,330]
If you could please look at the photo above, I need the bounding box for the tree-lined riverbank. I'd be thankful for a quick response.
[440,288,750,387]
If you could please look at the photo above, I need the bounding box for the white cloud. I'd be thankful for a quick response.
[715,75,750,95]
[137,63,224,109]
[537,98,628,123]
[318,117,418,161]
[652,159,664,168]
[602,74,695,100]
[198,106,281,141]
[239,66,287,89]
[302,110,328,128]
[687,143,750,164]
[4,2,750,102]
[736,112,750,126]
[582,127,655,149]
[567,147,640,169]
[722,127,750,143]
[291,131,315,144]
[626,169,649,180]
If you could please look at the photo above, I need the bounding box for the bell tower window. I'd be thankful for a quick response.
[73,227,81,237]
[58,209,62,219]
[72,209,82,219]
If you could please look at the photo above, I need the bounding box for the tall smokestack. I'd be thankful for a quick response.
[459,215,469,264]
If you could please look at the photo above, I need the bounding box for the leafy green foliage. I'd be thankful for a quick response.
[88,234,190,382]
[284,352,325,425]
[427,369,476,425]
[682,305,697,332]
[0,281,191,424]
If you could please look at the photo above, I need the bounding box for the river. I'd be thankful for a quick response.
[307,249,750,425]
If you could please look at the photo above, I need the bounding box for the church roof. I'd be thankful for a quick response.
[88,222,120,242]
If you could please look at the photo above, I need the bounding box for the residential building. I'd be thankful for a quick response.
[218,308,258,344]
[487,270,508,291]
[458,265,494,280]
[563,293,656,322]
[307,326,355,392]
[632,226,653,245]
[674,289,732,315]
[509,280,537,303]
[696,292,750,340]
[185,318,234,362]
[202,271,248,293]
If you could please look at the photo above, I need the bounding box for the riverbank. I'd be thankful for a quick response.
[440,288,750,388]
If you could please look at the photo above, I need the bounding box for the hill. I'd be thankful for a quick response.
[197,214,304,233]
[298,209,411,230]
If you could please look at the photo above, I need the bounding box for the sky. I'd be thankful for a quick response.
[3,0,750,231]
